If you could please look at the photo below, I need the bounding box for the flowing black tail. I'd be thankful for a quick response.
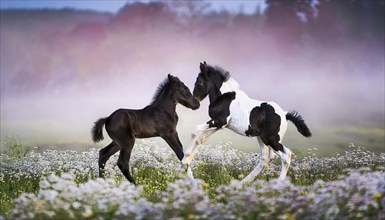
[92,117,107,143]
[286,111,312,138]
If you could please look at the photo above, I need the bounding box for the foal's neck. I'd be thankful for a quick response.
[209,78,239,103]
[151,87,176,112]
[208,88,222,104]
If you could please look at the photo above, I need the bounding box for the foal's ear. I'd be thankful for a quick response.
[168,73,179,85]
[200,62,208,75]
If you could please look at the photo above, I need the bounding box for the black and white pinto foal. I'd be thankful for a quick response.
[92,74,200,184]
[182,62,311,185]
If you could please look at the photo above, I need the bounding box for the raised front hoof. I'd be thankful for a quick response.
[207,119,226,129]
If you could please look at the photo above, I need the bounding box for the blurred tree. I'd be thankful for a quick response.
[310,0,357,47]
[309,0,384,48]
[203,10,232,32]
[264,0,313,46]
[363,0,384,47]
[233,10,265,31]
[168,0,210,36]
[110,2,176,33]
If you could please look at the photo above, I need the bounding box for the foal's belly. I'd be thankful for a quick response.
[227,98,261,136]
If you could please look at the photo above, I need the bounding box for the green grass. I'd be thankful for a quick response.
[0,175,40,215]
[0,139,384,218]
[284,123,384,157]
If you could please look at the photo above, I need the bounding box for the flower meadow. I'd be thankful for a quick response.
[0,141,384,220]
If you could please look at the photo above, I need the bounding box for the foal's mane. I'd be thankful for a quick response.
[207,65,231,82]
[150,78,170,104]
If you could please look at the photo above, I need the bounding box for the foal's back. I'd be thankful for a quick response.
[106,107,160,139]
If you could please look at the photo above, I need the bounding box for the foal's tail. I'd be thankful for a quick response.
[286,111,312,138]
[92,117,108,143]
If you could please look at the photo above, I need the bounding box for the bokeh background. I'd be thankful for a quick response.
[1,0,384,156]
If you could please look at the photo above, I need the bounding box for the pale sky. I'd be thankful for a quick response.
[0,0,267,14]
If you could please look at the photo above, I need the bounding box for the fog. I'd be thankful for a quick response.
[1,2,384,156]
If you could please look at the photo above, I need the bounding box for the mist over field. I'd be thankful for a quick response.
[1,1,384,156]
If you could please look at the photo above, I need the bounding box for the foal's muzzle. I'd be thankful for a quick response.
[193,93,205,102]
[193,89,207,102]
[191,99,200,110]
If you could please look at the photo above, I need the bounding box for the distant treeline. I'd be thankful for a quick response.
[0,0,384,94]
[2,0,384,47]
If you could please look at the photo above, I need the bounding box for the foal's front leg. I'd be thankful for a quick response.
[182,123,211,164]
[182,123,219,178]
[161,131,184,161]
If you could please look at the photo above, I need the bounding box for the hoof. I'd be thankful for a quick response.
[186,167,194,180]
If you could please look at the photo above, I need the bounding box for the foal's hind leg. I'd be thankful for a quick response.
[275,145,292,181]
[99,141,120,178]
[238,138,272,187]
[261,134,292,181]
[116,135,136,184]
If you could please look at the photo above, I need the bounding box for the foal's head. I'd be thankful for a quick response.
[193,61,230,101]
[168,74,200,110]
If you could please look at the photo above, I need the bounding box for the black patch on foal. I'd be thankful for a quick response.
[246,102,284,152]
[207,92,236,128]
